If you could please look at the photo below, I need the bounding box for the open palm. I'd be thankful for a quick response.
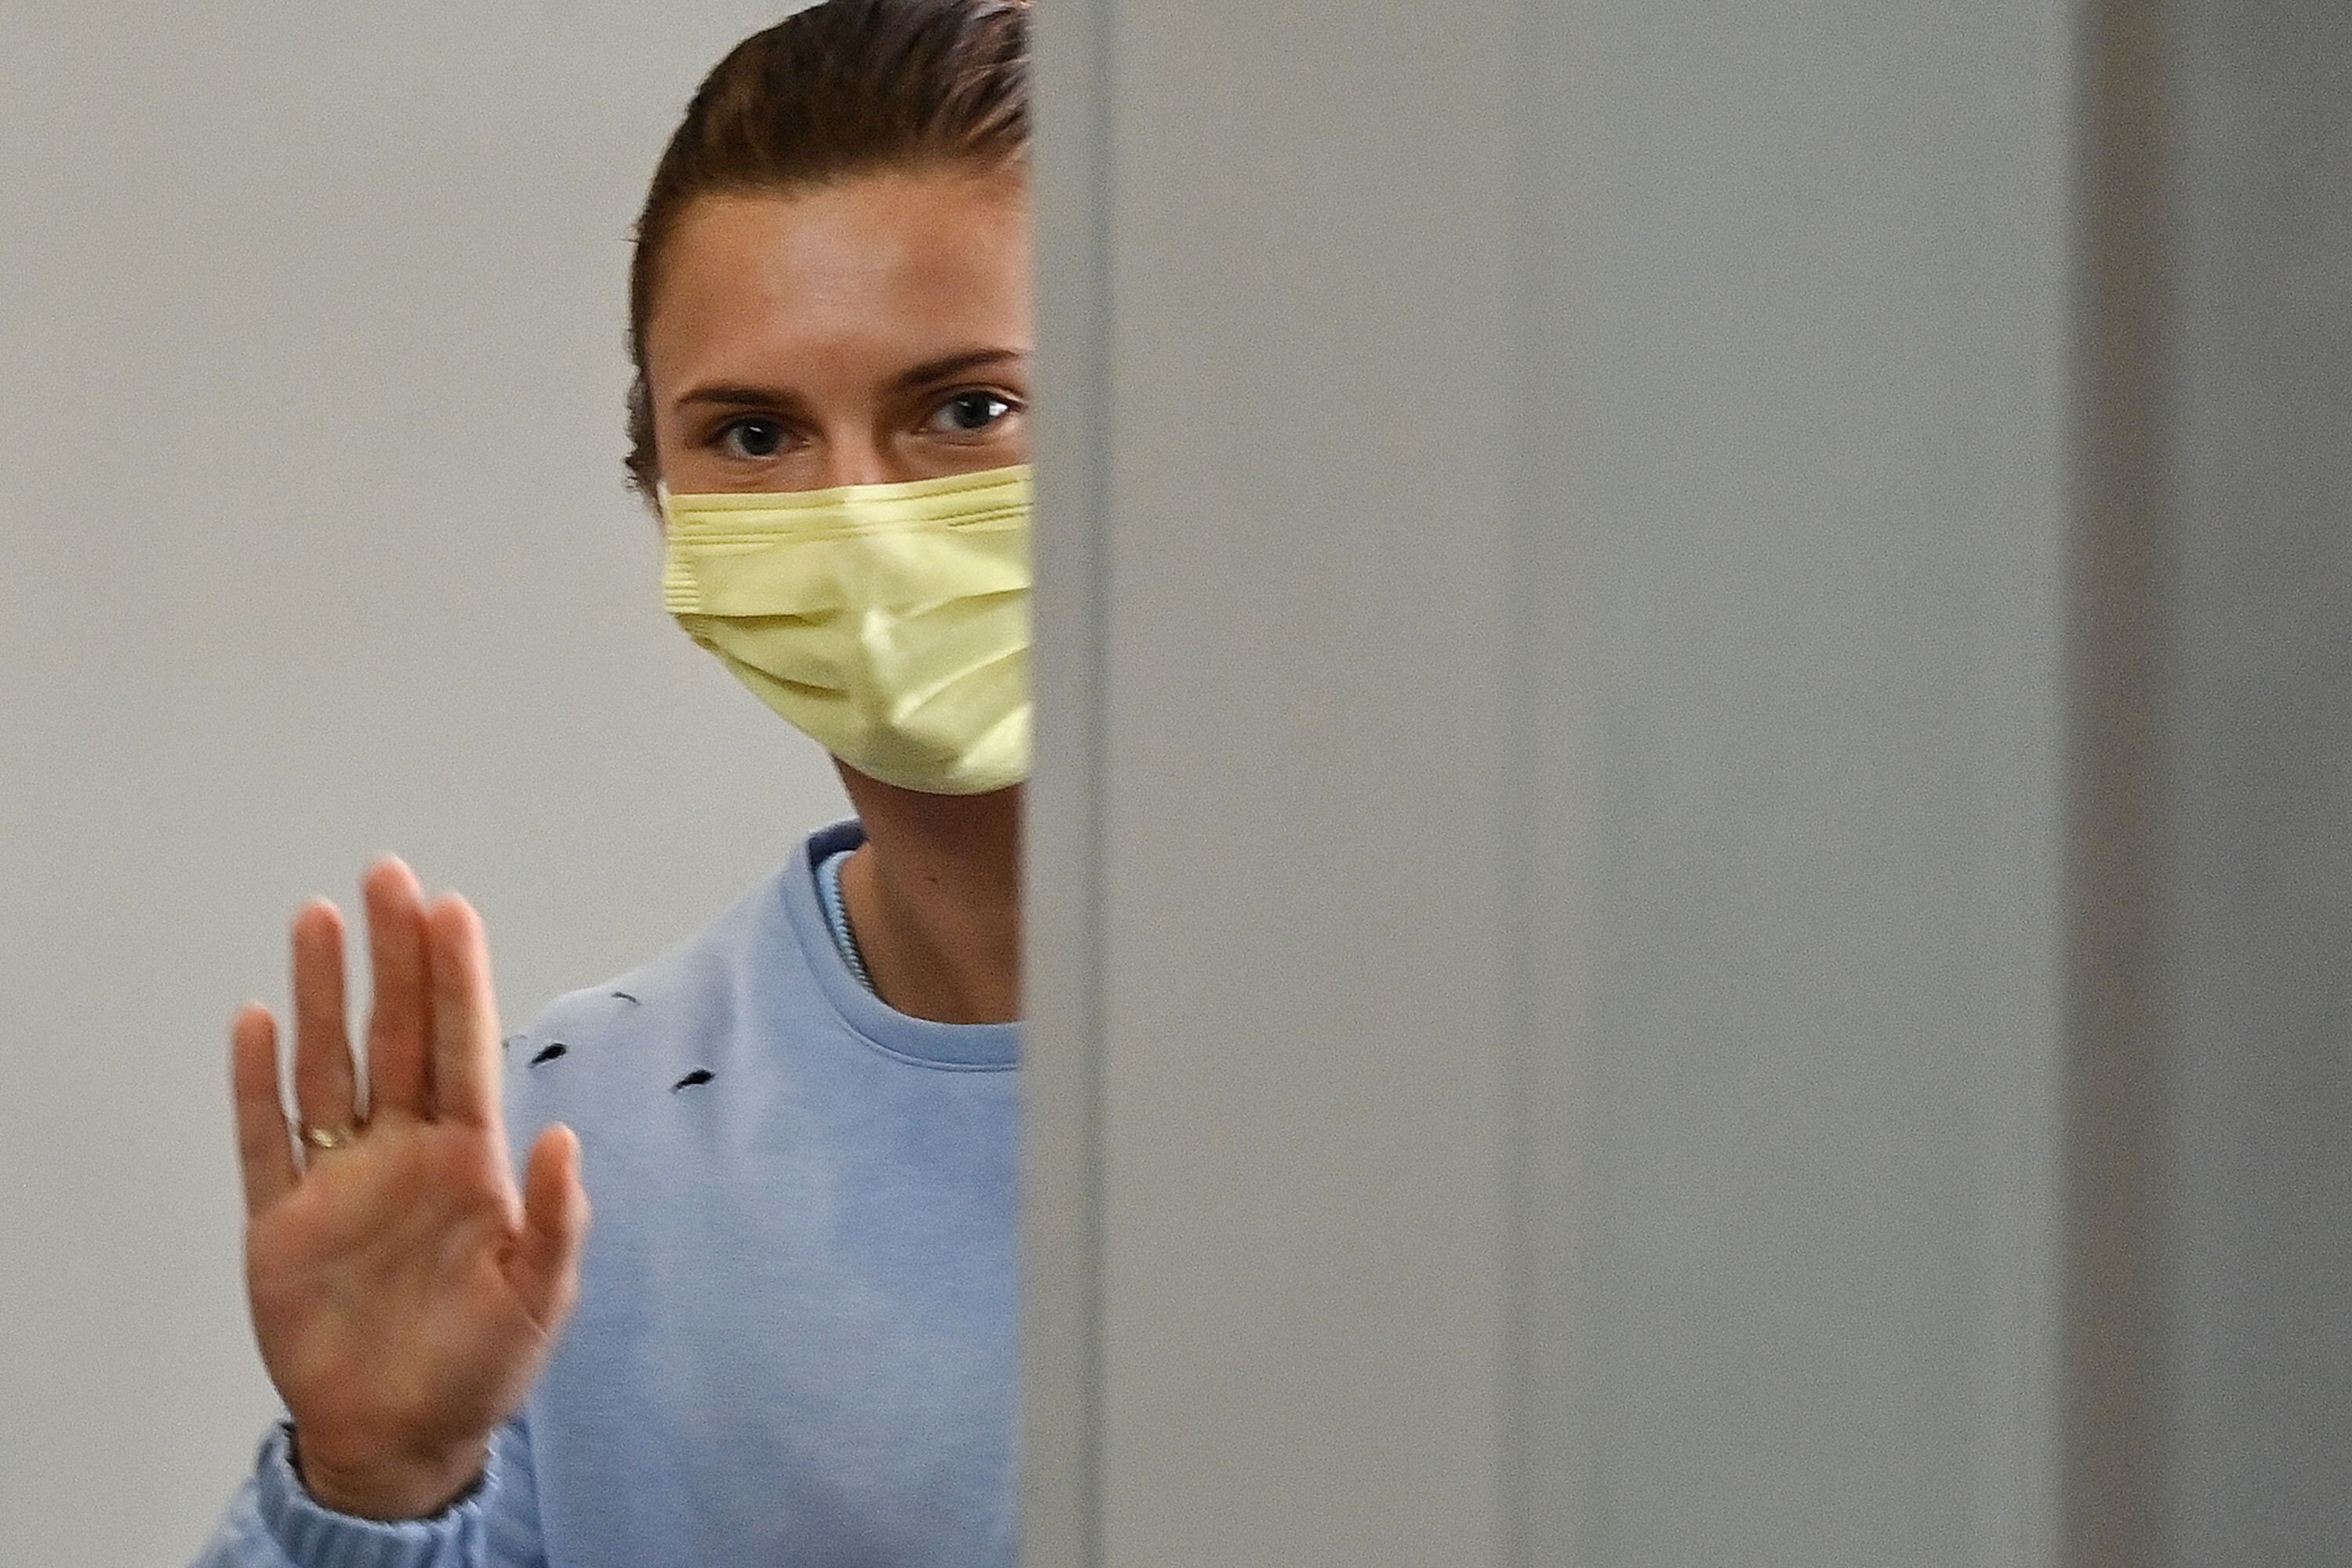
[230,860,590,1519]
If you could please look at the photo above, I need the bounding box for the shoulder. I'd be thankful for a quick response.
[499,853,810,1130]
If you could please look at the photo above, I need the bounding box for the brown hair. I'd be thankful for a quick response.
[626,0,1033,498]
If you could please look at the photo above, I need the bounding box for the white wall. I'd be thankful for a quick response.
[1522,4,2074,1560]
[1025,0,2078,1563]
[0,5,834,1561]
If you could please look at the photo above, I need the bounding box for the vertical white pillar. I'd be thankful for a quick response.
[1028,1,1522,1563]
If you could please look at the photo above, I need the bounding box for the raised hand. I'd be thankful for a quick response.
[229,858,590,1519]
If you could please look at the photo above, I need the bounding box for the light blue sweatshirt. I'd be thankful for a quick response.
[193,820,1019,1566]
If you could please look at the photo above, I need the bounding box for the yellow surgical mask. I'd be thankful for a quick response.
[662,463,1032,796]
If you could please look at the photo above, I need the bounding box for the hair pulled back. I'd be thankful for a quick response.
[626,0,1033,497]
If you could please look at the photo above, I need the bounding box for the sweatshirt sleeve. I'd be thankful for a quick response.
[188,1414,544,1568]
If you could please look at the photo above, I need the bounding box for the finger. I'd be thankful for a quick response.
[230,1004,298,1216]
[424,893,503,1129]
[289,901,360,1143]
[508,1124,591,1332]
[363,857,431,1121]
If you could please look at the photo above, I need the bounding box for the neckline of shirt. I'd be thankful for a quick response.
[815,845,874,990]
[782,818,1020,1072]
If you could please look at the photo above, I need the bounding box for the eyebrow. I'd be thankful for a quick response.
[673,347,1029,412]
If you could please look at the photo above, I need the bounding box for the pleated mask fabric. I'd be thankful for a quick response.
[662,463,1032,795]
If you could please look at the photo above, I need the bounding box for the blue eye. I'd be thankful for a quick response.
[927,390,1016,435]
[717,418,786,459]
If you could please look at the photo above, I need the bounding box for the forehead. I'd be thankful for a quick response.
[644,169,1033,385]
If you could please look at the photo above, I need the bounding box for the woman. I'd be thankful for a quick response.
[196,3,1033,1561]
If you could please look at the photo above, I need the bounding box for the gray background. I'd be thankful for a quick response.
[0,4,842,1561]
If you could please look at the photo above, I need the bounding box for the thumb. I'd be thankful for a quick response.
[509,1123,591,1334]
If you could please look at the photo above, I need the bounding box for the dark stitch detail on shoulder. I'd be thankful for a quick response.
[611,990,640,1005]
[671,1069,713,1092]
[529,1044,568,1067]
[502,1034,521,1052]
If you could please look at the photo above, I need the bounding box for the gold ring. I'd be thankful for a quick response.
[303,1123,362,1151]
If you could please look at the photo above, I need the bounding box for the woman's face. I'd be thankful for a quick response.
[642,163,1032,495]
